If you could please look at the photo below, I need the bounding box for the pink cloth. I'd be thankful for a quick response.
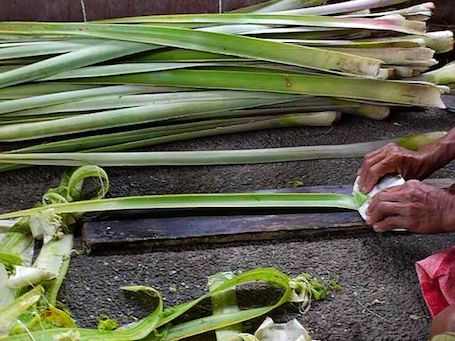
[416,246,455,317]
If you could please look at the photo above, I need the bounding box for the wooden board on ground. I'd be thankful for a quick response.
[82,184,364,250]
[82,179,454,250]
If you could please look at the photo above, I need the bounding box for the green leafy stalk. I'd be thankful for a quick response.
[1,268,301,341]
[0,193,358,220]
[71,69,447,108]
[278,0,409,15]
[6,90,298,116]
[0,96,290,141]
[97,14,425,36]
[0,286,44,336]
[0,40,153,89]
[0,85,152,115]
[414,62,455,85]
[0,131,444,168]
[230,0,326,13]
[35,234,74,305]
[0,22,384,77]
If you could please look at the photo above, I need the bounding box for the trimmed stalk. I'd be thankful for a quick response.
[44,62,244,81]
[0,193,359,220]
[0,85,152,115]
[0,131,445,168]
[276,0,410,15]
[0,40,154,89]
[325,47,435,65]
[72,69,447,108]
[413,62,455,85]
[12,113,333,153]
[339,2,435,19]
[0,114,340,173]
[424,31,454,54]
[0,83,100,100]
[0,40,91,60]
[230,0,327,13]
[0,22,385,77]
[0,96,292,141]
[6,91,299,116]
[93,14,426,35]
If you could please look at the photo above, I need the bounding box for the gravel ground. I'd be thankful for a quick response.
[0,102,454,340]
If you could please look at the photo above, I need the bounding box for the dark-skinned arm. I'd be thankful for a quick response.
[366,180,455,233]
[358,127,455,193]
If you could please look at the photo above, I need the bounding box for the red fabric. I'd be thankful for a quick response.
[416,246,455,317]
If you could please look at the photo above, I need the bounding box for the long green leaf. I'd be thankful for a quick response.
[105,14,426,34]
[0,83,99,100]
[73,69,446,108]
[0,268,295,341]
[0,41,86,60]
[230,0,326,13]
[0,114,336,173]
[0,131,444,168]
[0,193,358,220]
[97,14,425,35]
[0,96,289,141]
[277,0,409,15]
[0,40,153,88]
[7,90,298,116]
[0,22,383,77]
[0,85,152,115]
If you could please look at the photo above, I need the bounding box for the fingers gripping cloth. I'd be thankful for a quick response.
[416,246,455,317]
[353,175,405,220]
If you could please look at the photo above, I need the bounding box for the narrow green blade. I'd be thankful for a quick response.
[0,22,383,77]
[0,192,358,220]
[73,69,446,108]
[96,14,425,36]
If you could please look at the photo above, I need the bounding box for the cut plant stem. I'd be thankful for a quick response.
[0,113,339,173]
[0,96,292,141]
[414,62,455,85]
[6,90,300,116]
[230,0,327,13]
[0,85,153,115]
[276,0,410,15]
[0,193,360,220]
[0,22,385,77]
[0,131,444,167]
[72,69,447,108]
[0,40,154,89]
[97,14,425,36]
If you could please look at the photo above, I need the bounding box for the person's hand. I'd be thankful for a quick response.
[358,143,438,193]
[366,180,455,234]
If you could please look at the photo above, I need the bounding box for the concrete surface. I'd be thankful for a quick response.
[0,105,454,340]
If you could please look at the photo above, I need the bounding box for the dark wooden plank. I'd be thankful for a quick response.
[83,211,366,250]
[83,184,366,250]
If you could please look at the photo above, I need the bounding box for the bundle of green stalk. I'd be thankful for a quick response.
[0,0,452,169]
[0,165,338,340]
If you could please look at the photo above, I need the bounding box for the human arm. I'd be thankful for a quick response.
[366,180,455,233]
[358,127,455,193]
